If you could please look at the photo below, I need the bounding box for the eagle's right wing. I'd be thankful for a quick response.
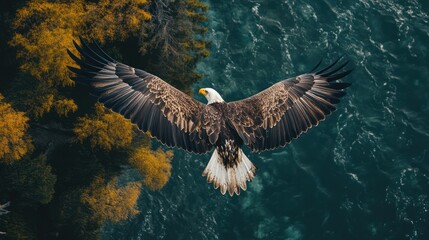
[68,39,221,153]
[227,58,352,152]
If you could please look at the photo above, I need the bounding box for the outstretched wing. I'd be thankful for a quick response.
[68,39,219,153]
[227,58,352,152]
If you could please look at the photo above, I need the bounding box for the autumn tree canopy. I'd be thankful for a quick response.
[129,145,173,191]
[74,103,133,150]
[10,0,151,118]
[81,176,141,223]
[0,94,33,164]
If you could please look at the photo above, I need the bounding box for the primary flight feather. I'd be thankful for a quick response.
[68,39,352,196]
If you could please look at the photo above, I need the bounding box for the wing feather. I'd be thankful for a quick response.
[227,59,352,152]
[68,39,218,153]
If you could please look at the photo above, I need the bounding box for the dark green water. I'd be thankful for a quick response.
[104,0,429,239]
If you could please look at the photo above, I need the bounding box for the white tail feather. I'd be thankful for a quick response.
[202,149,256,196]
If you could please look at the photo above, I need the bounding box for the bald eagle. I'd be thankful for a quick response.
[68,40,352,196]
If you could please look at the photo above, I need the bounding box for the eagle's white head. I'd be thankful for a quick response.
[199,88,225,104]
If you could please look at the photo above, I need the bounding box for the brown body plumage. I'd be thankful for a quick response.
[68,39,352,196]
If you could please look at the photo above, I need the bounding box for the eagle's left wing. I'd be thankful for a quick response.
[226,59,352,152]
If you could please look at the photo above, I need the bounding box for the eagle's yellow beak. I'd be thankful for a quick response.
[199,88,207,96]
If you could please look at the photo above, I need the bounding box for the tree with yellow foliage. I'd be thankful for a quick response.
[10,0,151,118]
[0,94,33,164]
[10,0,82,117]
[81,176,141,223]
[84,0,152,43]
[74,103,133,150]
[129,145,173,191]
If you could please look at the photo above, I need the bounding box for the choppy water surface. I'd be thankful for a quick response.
[104,0,429,239]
